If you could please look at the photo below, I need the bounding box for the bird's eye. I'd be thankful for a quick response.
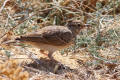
[78,24,81,26]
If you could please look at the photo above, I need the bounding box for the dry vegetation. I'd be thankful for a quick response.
[0,0,120,80]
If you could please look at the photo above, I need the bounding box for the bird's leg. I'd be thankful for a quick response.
[48,52,54,60]
[40,50,59,73]
[48,51,60,74]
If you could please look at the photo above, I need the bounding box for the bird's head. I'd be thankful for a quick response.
[67,20,85,35]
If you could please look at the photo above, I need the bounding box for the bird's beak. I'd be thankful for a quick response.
[84,24,91,27]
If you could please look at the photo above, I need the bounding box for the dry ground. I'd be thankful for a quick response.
[0,0,120,80]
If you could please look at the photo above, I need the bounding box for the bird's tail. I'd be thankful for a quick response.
[1,40,17,44]
[2,36,22,45]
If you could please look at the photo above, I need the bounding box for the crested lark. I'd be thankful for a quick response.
[16,21,85,60]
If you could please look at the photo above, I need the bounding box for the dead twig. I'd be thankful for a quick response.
[0,0,9,13]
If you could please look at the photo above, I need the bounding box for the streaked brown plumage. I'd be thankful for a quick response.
[16,21,85,59]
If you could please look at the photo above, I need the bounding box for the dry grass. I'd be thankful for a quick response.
[0,0,120,80]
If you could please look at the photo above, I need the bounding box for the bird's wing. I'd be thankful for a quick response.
[17,26,73,46]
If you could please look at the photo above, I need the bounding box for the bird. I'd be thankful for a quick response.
[15,20,85,60]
